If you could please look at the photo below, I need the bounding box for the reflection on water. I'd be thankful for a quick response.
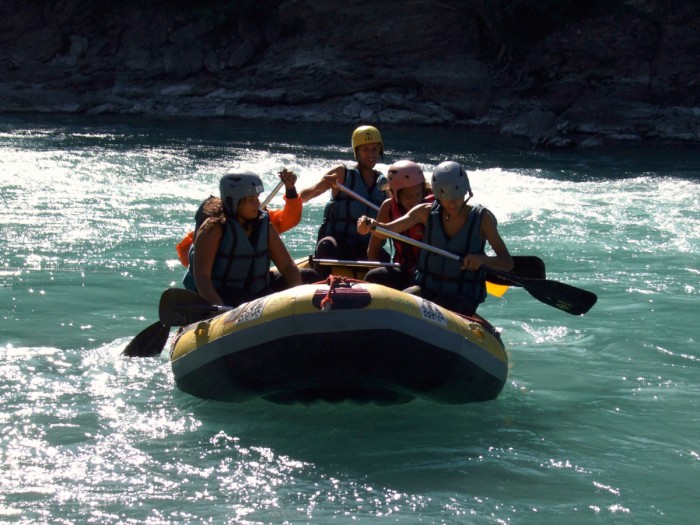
[0,114,698,524]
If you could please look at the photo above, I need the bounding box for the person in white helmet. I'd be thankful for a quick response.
[300,125,390,272]
[176,169,304,267]
[363,160,434,290]
[184,171,305,307]
[358,161,513,315]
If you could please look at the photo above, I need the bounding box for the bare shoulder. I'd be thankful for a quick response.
[198,217,224,236]
[410,202,432,219]
[377,199,392,221]
[480,207,499,226]
[326,164,346,181]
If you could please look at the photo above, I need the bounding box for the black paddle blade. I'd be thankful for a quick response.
[487,268,597,315]
[521,279,598,315]
[158,288,216,326]
[486,256,546,286]
[513,256,546,279]
[122,321,170,357]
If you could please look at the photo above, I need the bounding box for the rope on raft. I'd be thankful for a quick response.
[318,274,364,312]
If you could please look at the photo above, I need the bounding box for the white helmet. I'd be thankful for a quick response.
[219,171,264,215]
[431,161,472,201]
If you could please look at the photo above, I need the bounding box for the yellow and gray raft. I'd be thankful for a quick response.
[170,280,507,405]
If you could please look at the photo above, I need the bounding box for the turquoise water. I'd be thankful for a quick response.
[1,115,698,524]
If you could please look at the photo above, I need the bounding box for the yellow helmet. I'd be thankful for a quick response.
[351,125,383,159]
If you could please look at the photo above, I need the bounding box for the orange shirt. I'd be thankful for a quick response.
[268,195,302,234]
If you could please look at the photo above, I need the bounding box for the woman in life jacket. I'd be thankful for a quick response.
[357,161,514,316]
[363,160,433,290]
[176,169,303,267]
[183,171,304,307]
[299,125,390,273]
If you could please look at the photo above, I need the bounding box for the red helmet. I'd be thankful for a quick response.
[386,160,424,194]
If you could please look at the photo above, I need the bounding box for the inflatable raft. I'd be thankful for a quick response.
[170,278,507,405]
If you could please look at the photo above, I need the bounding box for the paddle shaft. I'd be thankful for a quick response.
[371,223,461,262]
[311,256,400,269]
[260,179,285,209]
[336,183,381,212]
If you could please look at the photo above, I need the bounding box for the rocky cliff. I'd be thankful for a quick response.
[2,0,699,148]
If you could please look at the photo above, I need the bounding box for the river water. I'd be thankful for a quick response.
[1,115,698,524]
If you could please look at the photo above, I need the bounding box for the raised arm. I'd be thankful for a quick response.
[267,169,303,234]
[299,165,346,203]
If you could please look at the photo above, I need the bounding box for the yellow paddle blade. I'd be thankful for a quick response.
[486,281,509,297]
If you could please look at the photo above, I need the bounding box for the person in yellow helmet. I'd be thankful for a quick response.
[299,125,390,272]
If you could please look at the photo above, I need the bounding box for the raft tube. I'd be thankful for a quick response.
[170,281,507,405]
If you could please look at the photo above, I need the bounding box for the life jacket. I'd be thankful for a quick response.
[176,195,301,267]
[318,167,386,246]
[413,201,487,303]
[389,192,434,274]
[183,211,271,296]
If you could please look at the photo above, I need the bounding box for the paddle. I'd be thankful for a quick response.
[122,320,170,357]
[122,289,232,357]
[485,268,597,316]
[369,223,597,315]
[260,178,286,209]
[158,288,233,326]
[308,255,541,297]
[310,256,401,269]
[335,182,380,212]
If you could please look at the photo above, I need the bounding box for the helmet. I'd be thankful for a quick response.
[387,160,425,194]
[351,125,383,159]
[431,161,472,201]
[219,171,264,215]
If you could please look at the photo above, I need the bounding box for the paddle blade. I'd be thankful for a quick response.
[487,268,597,315]
[486,281,509,297]
[513,256,546,279]
[486,256,546,286]
[122,321,170,357]
[159,288,217,326]
[521,280,598,315]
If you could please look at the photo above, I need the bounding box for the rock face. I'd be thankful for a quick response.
[2,0,699,147]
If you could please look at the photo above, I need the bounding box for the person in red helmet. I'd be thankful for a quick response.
[364,160,434,289]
